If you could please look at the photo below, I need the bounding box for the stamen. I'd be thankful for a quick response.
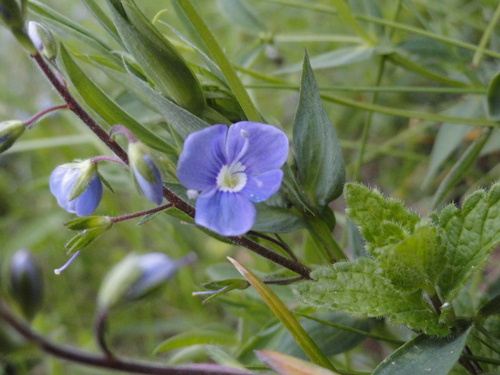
[233,129,250,163]
[54,250,81,275]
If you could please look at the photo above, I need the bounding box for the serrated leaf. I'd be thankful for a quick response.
[488,70,500,120]
[293,54,345,211]
[377,225,443,292]
[437,182,500,302]
[295,258,448,336]
[344,183,420,250]
[216,0,267,35]
[256,350,339,375]
[154,329,237,354]
[372,324,472,375]
[58,45,176,155]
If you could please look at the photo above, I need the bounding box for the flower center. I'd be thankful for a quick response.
[216,161,247,192]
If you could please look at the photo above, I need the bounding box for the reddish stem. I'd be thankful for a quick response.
[23,104,69,127]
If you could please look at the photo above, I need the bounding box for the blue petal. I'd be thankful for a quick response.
[133,155,163,205]
[177,125,228,191]
[241,169,283,202]
[73,173,103,216]
[226,122,288,174]
[195,189,256,236]
[49,166,80,212]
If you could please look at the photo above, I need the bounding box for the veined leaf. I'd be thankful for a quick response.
[59,45,177,155]
[437,182,500,302]
[344,183,420,250]
[372,324,472,375]
[293,54,345,211]
[295,258,448,336]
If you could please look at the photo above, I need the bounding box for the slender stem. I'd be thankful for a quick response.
[110,203,173,224]
[90,155,128,166]
[94,310,115,360]
[472,0,500,67]
[329,0,374,45]
[32,52,311,278]
[24,104,69,127]
[0,302,250,375]
[462,354,500,366]
[264,276,304,285]
[248,231,298,261]
[109,124,137,144]
[295,312,405,345]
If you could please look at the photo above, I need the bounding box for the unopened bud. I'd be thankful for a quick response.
[8,249,43,321]
[0,120,25,153]
[28,21,57,60]
[128,142,163,205]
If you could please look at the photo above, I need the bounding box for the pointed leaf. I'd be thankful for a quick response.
[438,182,500,302]
[372,324,472,375]
[487,70,500,120]
[293,54,345,211]
[154,329,237,354]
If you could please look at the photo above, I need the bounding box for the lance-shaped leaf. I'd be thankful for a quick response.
[293,53,345,211]
[372,323,472,375]
[344,183,420,251]
[59,45,176,155]
[437,182,500,302]
[295,258,448,336]
[104,0,206,114]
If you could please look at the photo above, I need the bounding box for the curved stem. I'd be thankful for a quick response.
[24,104,69,127]
[94,310,115,360]
[32,52,311,278]
[0,302,250,375]
[248,231,298,261]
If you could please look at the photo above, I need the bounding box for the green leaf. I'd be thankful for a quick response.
[277,46,374,74]
[487,70,500,120]
[293,54,345,211]
[253,203,305,233]
[58,45,177,155]
[437,182,500,302]
[124,62,209,141]
[255,350,340,375]
[229,258,338,372]
[344,183,420,251]
[295,258,448,336]
[377,224,444,292]
[372,324,472,375]
[104,0,206,114]
[154,329,237,354]
[277,313,373,359]
[80,0,122,46]
[478,294,500,320]
[216,0,267,35]
[348,0,383,37]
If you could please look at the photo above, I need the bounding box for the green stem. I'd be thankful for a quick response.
[472,1,500,67]
[274,34,361,43]
[329,0,375,45]
[175,0,261,122]
[305,214,347,262]
[295,312,405,345]
[431,128,493,210]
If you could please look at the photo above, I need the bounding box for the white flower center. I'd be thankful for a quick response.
[216,161,247,192]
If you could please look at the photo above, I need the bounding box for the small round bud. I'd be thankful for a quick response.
[128,143,163,205]
[0,120,25,153]
[28,21,57,60]
[8,249,43,321]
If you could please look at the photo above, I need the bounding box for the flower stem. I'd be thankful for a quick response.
[94,309,115,360]
[90,155,128,166]
[23,104,69,128]
[110,203,173,224]
[0,302,250,375]
[248,231,298,261]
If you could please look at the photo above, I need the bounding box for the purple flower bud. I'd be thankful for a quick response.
[129,143,163,205]
[49,160,103,216]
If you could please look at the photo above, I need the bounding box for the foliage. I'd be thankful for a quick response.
[1,0,500,374]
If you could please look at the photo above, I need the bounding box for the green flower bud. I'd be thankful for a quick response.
[28,21,57,60]
[0,120,25,153]
[8,249,43,321]
[0,0,35,53]
[97,252,195,311]
[65,215,113,231]
[63,216,113,255]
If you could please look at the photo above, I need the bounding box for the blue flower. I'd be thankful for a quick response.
[177,121,288,236]
[129,149,163,206]
[49,161,103,217]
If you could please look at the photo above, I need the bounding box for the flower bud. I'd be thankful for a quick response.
[63,216,113,254]
[28,21,57,60]
[49,160,103,217]
[128,142,163,205]
[8,249,43,321]
[0,0,36,53]
[97,252,195,310]
[0,120,25,153]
